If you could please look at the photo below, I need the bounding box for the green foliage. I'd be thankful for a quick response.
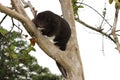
[72,0,84,18]
[109,0,113,4]
[0,27,63,80]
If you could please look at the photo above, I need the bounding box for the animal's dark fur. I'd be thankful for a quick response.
[32,11,71,50]
[32,11,71,78]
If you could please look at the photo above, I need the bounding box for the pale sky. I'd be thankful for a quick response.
[1,0,120,80]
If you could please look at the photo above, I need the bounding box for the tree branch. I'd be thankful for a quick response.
[76,18,115,43]
[21,0,37,17]
[112,4,120,53]
[59,0,84,80]
[0,2,70,69]
[77,2,112,28]
[0,14,7,25]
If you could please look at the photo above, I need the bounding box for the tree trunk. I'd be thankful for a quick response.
[0,0,84,80]
[59,0,84,80]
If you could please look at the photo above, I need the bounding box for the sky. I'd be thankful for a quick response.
[1,0,120,80]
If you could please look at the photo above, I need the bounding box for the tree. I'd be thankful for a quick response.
[0,0,84,80]
[72,0,120,54]
[0,27,63,80]
[1,0,120,80]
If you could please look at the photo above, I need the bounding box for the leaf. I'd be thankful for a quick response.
[0,28,7,35]
[11,53,18,59]
[29,38,36,46]
[10,45,15,51]
[79,5,84,8]
[27,46,36,52]
[109,0,113,4]
[20,49,28,54]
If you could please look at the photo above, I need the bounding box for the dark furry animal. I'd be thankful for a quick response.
[32,11,71,50]
[32,11,71,78]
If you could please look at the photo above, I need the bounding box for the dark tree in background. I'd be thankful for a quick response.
[0,27,63,80]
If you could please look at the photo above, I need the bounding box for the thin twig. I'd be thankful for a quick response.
[76,18,115,43]
[21,0,37,17]
[99,1,106,29]
[77,2,112,28]
[102,35,105,56]
[10,18,23,33]
[0,14,7,25]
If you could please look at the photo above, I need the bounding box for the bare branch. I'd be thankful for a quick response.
[11,0,28,17]
[102,35,105,56]
[11,18,23,33]
[59,0,84,80]
[99,1,106,29]
[0,14,7,25]
[0,2,70,67]
[21,0,37,17]
[112,4,120,53]
[77,2,112,28]
[76,18,115,43]
[1,0,84,79]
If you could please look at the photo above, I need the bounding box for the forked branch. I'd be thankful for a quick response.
[112,4,120,53]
